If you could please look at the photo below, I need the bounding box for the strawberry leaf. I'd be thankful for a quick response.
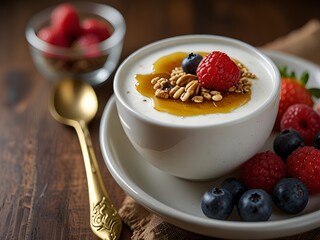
[279,66,288,78]
[289,71,296,79]
[279,66,311,87]
[308,88,320,98]
[299,71,309,86]
[279,65,296,79]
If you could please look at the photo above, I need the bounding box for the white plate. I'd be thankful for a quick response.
[99,51,320,239]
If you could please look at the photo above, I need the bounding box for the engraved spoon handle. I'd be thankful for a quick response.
[74,120,122,240]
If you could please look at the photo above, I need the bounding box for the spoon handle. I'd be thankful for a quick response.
[75,120,122,240]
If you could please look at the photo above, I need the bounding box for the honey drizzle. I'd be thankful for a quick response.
[135,52,251,116]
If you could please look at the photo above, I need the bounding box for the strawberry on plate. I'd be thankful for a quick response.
[274,66,320,131]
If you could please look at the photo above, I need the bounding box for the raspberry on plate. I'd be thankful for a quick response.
[280,104,320,146]
[196,51,240,91]
[240,151,287,194]
[287,146,320,194]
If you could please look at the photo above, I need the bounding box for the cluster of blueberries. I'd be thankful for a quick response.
[201,177,308,221]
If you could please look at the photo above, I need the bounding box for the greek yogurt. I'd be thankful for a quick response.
[114,35,278,127]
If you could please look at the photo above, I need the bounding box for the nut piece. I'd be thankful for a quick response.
[180,91,191,102]
[176,74,197,86]
[171,67,185,77]
[185,80,200,95]
[155,89,169,99]
[212,94,223,101]
[191,95,204,103]
[173,87,185,99]
[202,92,212,101]
[169,85,180,97]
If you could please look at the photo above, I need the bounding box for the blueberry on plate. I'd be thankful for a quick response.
[273,178,308,214]
[273,129,304,159]
[221,177,247,205]
[314,132,320,150]
[182,53,203,75]
[237,189,272,222]
[201,187,233,220]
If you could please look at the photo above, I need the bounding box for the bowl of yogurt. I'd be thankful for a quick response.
[113,35,280,180]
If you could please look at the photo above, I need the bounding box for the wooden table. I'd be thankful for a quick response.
[1,0,319,239]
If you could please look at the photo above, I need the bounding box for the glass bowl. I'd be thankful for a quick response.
[25,2,126,85]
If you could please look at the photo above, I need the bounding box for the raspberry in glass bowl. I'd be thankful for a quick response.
[25,2,126,85]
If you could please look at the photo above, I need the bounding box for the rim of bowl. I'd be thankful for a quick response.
[114,34,280,128]
[25,2,126,58]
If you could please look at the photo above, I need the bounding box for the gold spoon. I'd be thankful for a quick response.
[48,78,122,240]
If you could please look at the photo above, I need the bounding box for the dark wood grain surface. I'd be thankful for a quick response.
[1,0,320,239]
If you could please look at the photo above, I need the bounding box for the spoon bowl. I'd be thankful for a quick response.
[51,78,98,124]
[49,78,122,240]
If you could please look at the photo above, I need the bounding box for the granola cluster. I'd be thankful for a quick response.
[45,55,108,73]
[151,62,256,103]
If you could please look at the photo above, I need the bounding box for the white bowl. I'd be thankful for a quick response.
[113,35,280,180]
